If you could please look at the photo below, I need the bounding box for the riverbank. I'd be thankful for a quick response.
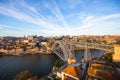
[0,48,52,56]
[0,51,52,56]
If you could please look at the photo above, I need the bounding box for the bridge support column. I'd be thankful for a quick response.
[84,47,91,62]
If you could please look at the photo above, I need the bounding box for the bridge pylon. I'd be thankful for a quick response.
[84,46,91,62]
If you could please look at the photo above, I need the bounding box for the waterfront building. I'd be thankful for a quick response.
[113,45,120,62]
[23,39,29,43]
[28,36,34,41]
[87,62,119,80]
[61,64,82,80]
[41,42,47,46]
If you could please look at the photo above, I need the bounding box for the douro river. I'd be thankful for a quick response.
[0,49,104,80]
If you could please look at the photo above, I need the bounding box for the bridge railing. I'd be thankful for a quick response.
[61,41,114,52]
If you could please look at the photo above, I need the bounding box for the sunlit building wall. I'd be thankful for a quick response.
[113,45,120,62]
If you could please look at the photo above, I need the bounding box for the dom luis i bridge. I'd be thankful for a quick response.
[52,40,114,63]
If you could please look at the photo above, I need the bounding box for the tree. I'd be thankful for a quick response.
[102,52,113,62]
[116,40,120,44]
[54,60,63,68]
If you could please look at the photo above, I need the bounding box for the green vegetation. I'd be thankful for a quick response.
[116,40,120,44]
[54,60,63,68]
[51,74,57,79]
[102,52,113,62]
[51,74,61,80]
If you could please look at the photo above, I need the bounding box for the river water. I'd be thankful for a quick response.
[0,49,104,80]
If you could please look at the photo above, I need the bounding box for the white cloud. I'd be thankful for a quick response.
[13,0,47,21]
[82,16,94,23]
[65,0,86,9]
[44,0,70,29]
[0,26,2,29]
[78,13,86,20]
[0,24,35,32]
[75,14,120,31]
[87,14,120,24]
[0,0,120,36]
[0,0,63,31]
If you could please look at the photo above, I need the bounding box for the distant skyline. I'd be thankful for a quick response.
[0,0,120,37]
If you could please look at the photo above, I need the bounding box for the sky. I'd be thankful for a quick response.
[0,0,120,37]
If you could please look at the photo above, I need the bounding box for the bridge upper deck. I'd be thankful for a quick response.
[60,41,114,52]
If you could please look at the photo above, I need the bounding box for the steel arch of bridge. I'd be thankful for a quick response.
[52,40,114,62]
[52,41,74,62]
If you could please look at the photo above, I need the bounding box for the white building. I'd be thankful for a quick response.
[41,42,47,46]
[23,40,29,43]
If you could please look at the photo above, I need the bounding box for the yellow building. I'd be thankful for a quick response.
[87,63,119,80]
[68,58,77,64]
[113,45,120,62]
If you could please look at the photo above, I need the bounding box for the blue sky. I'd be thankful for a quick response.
[0,0,120,36]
